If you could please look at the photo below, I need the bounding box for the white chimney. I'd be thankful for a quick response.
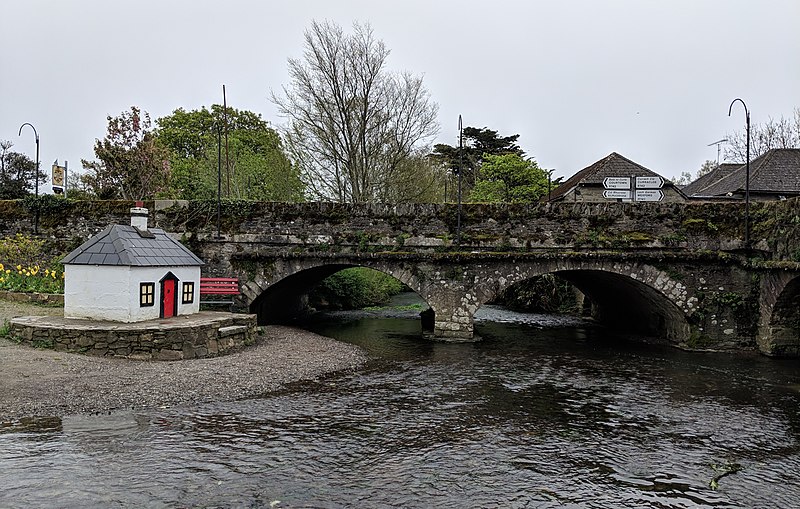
[130,201,148,230]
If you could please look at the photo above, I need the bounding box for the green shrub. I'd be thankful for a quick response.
[310,267,405,310]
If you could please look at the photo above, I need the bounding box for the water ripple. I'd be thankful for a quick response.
[1,311,799,508]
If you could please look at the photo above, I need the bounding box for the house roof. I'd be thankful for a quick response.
[696,149,800,197]
[61,225,204,267]
[682,163,740,197]
[548,152,672,201]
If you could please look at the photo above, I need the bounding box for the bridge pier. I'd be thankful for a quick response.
[433,316,475,341]
[422,289,480,342]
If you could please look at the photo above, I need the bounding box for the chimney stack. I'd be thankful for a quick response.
[130,201,148,230]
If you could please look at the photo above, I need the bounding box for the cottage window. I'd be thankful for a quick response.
[182,282,195,304]
[140,282,155,307]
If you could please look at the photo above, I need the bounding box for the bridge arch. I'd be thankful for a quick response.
[234,256,693,343]
[239,258,432,326]
[760,273,800,356]
[471,259,692,343]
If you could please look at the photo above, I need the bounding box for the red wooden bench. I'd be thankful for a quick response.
[199,277,240,306]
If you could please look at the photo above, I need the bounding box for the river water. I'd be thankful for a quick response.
[2,298,800,508]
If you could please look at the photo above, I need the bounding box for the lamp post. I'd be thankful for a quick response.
[216,122,222,239]
[18,122,39,233]
[728,98,750,250]
[457,115,463,246]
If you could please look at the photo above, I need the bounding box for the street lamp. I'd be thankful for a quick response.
[216,122,222,239]
[728,98,750,249]
[18,122,39,233]
[457,114,463,246]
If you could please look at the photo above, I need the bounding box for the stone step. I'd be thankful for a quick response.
[218,325,248,338]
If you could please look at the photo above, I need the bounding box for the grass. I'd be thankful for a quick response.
[363,303,424,312]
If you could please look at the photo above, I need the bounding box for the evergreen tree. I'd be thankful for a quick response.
[431,126,525,195]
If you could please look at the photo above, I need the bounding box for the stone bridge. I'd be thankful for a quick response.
[3,199,800,356]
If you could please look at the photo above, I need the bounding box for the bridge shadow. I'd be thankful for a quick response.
[555,270,690,343]
[766,275,800,356]
[486,269,690,344]
[249,264,353,325]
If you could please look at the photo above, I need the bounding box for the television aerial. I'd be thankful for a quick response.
[707,138,728,165]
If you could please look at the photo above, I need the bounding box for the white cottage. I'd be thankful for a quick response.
[61,206,204,322]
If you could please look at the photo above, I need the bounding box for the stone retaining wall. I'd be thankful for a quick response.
[9,311,257,361]
[0,291,64,305]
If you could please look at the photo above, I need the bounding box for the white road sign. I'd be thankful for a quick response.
[603,177,631,189]
[635,176,664,189]
[603,190,632,200]
[635,189,664,202]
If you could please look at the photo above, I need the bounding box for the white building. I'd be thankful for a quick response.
[61,206,204,322]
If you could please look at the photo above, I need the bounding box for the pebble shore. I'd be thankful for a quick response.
[0,301,366,421]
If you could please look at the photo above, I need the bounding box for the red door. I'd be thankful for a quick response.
[162,279,175,318]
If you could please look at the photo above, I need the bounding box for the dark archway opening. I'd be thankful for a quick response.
[767,277,800,356]
[491,273,584,315]
[558,270,689,342]
[249,265,430,329]
[491,270,689,343]
[250,264,352,325]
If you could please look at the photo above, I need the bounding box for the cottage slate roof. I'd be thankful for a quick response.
[696,149,800,198]
[61,225,204,267]
[548,152,672,201]
[682,163,740,197]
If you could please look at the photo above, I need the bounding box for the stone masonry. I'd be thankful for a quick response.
[2,199,800,356]
[9,311,257,361]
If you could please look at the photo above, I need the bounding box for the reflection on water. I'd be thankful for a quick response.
[1,304,800,508]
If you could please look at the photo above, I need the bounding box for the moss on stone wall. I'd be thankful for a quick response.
[4,198,800,262]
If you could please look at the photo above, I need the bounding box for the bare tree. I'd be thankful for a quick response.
[0,140,12,178]
[272,21,439,203]
[724,107,800,163]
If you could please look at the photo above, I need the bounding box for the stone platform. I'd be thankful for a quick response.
[9,311,257,361]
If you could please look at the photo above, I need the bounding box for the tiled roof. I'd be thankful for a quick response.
[682,163,740,197]
[697,149,800,197]
[548,152,671,201]
[61,225,204,266]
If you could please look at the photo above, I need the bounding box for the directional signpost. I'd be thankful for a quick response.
[603,177,631,189]
[603,190,631,199]
[635,176,664,189]
[634,189,664,201]
[603,175,665,202]
[603,177,631,201]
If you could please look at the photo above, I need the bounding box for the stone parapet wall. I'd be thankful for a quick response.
[3,198,800,260]
[9,311,257,361]
[1,198,793,258]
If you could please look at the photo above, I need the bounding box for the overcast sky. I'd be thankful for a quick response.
[2,0,798,188]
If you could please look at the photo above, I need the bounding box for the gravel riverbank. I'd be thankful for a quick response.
[0,301,366,421]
